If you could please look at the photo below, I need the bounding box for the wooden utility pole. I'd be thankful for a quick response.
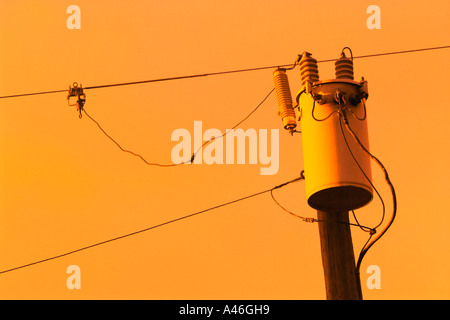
[317,210,362,300]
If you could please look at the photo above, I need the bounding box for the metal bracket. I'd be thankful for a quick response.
[68,82,86,119]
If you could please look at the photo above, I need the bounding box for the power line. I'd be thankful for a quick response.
[0,88,68,99]
[351,46,450,61]
[1,45,448,100]
[83,66,286,90]
[0,175,304,276]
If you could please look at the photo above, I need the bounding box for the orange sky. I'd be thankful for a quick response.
[0,0,449,300]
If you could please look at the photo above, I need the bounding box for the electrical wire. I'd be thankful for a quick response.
[191,87,275,160]
[341,47,354,60]
[0,175,304,276]
[352,210,373,233]
[340,110,397,271]
[1,45,448,100]
[270,188,316,223]
[270,171,316,223]
[82,108,180,167]
[270,182,374,231]
[348,99,367,121]
[334,106,396,299]
[337,110,386,230]
[0,45,418,280]
[0,88,68,99]
[351,46,449,61]
[81,87,274,167]
[337,109,397,297]
[311,100,340,122]
[0,66,288,100]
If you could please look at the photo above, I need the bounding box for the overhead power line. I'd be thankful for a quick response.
[0,45,448,100]
[0,175,304,276]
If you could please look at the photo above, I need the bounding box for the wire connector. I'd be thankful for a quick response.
[68,82,86,119]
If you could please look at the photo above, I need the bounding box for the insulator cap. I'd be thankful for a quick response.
[335,55,354,80]
[299,52,319,87]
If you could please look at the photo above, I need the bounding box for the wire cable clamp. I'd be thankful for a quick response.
[67,82,86,119]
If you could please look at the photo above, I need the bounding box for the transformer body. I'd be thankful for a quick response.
[299,79,373,211]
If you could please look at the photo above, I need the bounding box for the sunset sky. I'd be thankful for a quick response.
[0,0,449,299]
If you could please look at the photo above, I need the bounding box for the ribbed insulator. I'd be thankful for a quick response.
[273,68,297,132]
[335,56,354,80]
[299,53,319,87]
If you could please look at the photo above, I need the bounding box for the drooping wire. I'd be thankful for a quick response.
[82,87,274,167]
[271,187,375,230]
[342,47,354,61]
[337,110,386,230]
[337,108,397,295]
[348,99,367,121]
[270,171,316,223]
[352,210,373,233]
[270,188,316,222]
[0,176,304,276]
[270,171,375,231]
[340,110,397,272]
[311,99,340,122]
[82,108,181,167]
[1,45,449,100]
[190,88,275,163]
[309,92,367,123]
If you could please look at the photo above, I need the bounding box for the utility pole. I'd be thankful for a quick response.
[317,210,361,300]
[273,48,372,300]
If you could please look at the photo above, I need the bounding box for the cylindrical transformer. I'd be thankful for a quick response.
[299,79,373,211]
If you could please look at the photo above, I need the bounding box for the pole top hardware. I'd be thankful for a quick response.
[68,82,86,119]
